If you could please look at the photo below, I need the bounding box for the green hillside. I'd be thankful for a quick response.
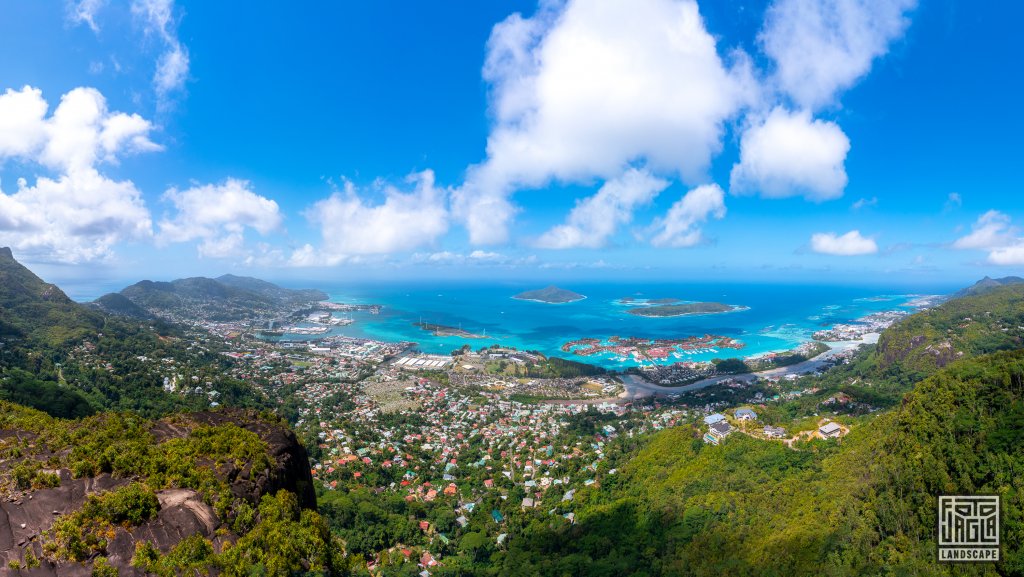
[5,246,1024,575]
[871,284,1024,381]
[114,274,328,322]
[0,248,268,418]
[0,247,105,348]
[489,350,1024,576]
[0,403,342,575]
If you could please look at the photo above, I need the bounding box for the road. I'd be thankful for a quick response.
[618,334,879,399]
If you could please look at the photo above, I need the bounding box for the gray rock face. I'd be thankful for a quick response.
[1,474,127,575]
[0,410,316,575]
[150,410,317,509]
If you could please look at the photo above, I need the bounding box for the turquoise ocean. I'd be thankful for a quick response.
[279,282,956,369]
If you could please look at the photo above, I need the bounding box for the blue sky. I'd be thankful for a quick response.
[0,0,1022,294]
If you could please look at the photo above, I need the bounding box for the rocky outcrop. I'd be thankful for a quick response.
[151,410,317,509]
[0,410,316,576]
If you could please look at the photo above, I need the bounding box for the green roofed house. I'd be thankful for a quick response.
[492,509,505,523]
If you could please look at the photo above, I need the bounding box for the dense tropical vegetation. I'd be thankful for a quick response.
[0,248,269,418]
[3,244,1024,575]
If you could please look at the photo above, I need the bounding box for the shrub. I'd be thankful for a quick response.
[48,483,160,561]
[91,557,119,577]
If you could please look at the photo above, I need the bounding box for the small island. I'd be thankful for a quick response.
[414,321,488,339]
[513,285,586,304]
[627,301,743,317]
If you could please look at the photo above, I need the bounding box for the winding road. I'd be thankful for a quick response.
[618,334,879,399]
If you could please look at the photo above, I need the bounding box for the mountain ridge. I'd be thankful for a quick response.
[951,275,1024,299]
[107,274,328,323]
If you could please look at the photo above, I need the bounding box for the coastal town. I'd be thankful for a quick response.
[107,294,896,572]
[81,281,936,574]
[2,2,1018,572]
[0,254,960,577]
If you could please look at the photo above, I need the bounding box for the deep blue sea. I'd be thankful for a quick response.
[277,281,954,369]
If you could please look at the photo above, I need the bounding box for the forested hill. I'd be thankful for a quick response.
[951,275,1024,299]
[216,273,328,303]
[485,280,1024,575]
[493,350,1024,576]
[0,246,104,347]
[0,404,341,575]
[108,274,327,322]
[0,248,268,418]
[870,283,1024,381]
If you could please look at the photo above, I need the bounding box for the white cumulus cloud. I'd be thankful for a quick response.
[730,107,850,201]
[723,0,915,206]
[535,168,669,249]
[761,0,917,110]
[952,210,1024,266]
[0,169,151,263]
[0,86,159,262]
[988,242,1024,266]
[298,170,449,265]
[810,230,878,255]
[0,87,49,158]
[952,210,1015,250]
[453,0,754,244]
[158,179,283,259]
[649,183,726,248]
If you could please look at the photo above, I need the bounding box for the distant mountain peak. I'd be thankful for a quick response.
[0,248,101,345]
[112,274,328,322]
[951,276,1024,299]
[0,247,71,304]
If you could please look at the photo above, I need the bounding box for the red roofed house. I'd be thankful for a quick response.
[420,552,438,567]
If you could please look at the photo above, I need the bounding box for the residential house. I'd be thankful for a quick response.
[734,408,758,421]
[703,413,727,425]
[819,422,842,438]
[704,421,733,445]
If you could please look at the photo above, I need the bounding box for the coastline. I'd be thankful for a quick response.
[618,332,881,399]
[511,295,588,305]
[537,334,881,404]
[312,286,940,370]
[626,304,750,318]
[414,321,489,339]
